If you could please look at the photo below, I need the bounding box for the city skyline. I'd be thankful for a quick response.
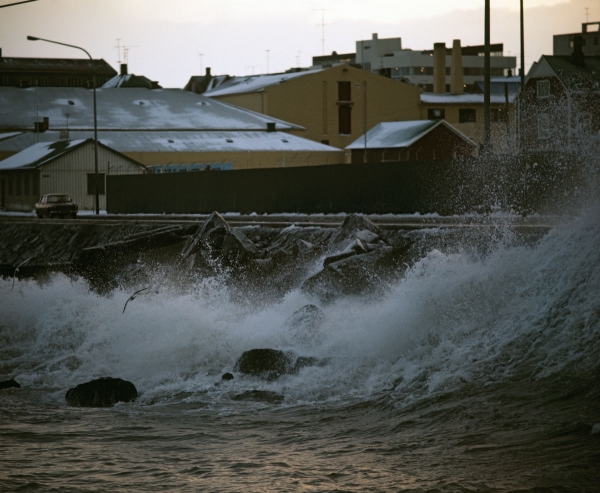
[0,0,597,88]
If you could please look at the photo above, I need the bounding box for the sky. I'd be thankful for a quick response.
[0,0,598,88]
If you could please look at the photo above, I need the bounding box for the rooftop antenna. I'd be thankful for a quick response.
[199,53,204,73]
[122,45,138,64]
[313,8,333,56]
[585,7,589,22]
[115,38,122,65]
[296,51,301,67]
[266,49,270,74]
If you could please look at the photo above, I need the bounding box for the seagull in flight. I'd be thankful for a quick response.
[12,256,32,290]
[122,287,149,313]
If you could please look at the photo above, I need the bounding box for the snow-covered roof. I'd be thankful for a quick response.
[346,120,476,150]
[421,92,517,104]
[204,69,324,97]
[0,87,303,131]
[0,139,86,170]
[102,73,161,89]
[0,130,342,154]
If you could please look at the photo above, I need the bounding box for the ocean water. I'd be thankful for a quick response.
[1,207,599,492]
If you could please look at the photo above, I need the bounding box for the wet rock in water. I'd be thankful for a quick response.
[232,390,285,404]
[221,372,234,381]
[233,348,328,380]
[234,348,295,380]
[181,211,231,259]
[0,379,21,390]
[65,377,138,407]
[222,229,258,265]
[302,238,415,303]
[328,213,382,250]
[286,304,326,348]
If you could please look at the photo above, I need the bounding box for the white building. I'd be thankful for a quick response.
[355,33,516,93]
[0,139,146,212]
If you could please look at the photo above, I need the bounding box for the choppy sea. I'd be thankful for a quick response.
[1,204,599,492]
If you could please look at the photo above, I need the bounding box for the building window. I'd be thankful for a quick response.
[87,173,106,195]
[338,81,351,102]
[24,174,30,196]
[538,113,551,139]
[428,109,445,120]
[7,175,13,195]
[16,174,22,196]
[459,109,477,123]
[338,105,352,134]
[537,79,550,99]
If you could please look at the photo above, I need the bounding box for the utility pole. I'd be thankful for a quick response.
[483,0,491,152]
[519,0,525,153]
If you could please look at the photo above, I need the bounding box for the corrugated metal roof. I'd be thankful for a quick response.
[204,69,324,97]
[0,139,85,170]
[421,92,517,104]
[0,87,302,131]
[346,120,476,149]
[0,130,342,154]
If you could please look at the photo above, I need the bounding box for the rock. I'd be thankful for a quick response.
[65,377,138,407]
[233,348,327,380]
[221,372,234,381]
[285,304,325,348]
[0,379,21,390]
[328,213,381,249]
[302,239,415,303]
[181,211,231,259]
[234,348,295,380]
[222,229,259,264]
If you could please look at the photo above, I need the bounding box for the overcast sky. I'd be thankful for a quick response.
[1,0,597,88]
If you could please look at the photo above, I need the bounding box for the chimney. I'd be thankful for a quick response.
[266,122,276,132]
[572,35,585,65]
[433,42,446,94]
[205,67,212,77]
[120,63,128,75]
[43,117,49,131]
[450,39,464,95]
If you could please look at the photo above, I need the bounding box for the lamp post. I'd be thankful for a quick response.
[27,35,100,215]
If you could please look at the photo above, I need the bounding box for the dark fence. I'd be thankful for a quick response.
[107,155,584,215]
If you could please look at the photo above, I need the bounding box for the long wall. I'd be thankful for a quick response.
[107,155,584,216]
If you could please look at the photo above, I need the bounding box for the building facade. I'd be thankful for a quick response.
[0,139,146,212]
[553,22,600,57]
[0,50,117,88]
[355,34,516,93]
[202,64,422,153]
[519,52,600,153]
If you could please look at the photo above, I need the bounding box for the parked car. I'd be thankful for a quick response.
[35,194,78,219]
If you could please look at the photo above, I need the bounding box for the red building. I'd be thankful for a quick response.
[346,119,477,164]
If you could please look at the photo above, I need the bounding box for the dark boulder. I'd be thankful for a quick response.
[233,348,328,380]
[234,348,295,380]
[222,229,259,265]
[65,377,138,407]
[302,237,415,303]
[0,379,21,390]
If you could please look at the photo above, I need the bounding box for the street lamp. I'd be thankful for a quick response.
[27,35,100,215]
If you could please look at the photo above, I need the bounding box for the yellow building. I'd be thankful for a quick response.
[202,65,422,157]
[419,92,517,154]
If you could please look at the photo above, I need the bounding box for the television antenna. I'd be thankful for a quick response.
[312,8,333,56]
[199,53,204,73]
[114,39,138,65]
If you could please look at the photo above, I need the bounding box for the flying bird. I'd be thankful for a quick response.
[12,256,32,290]
[122,287,149,313]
